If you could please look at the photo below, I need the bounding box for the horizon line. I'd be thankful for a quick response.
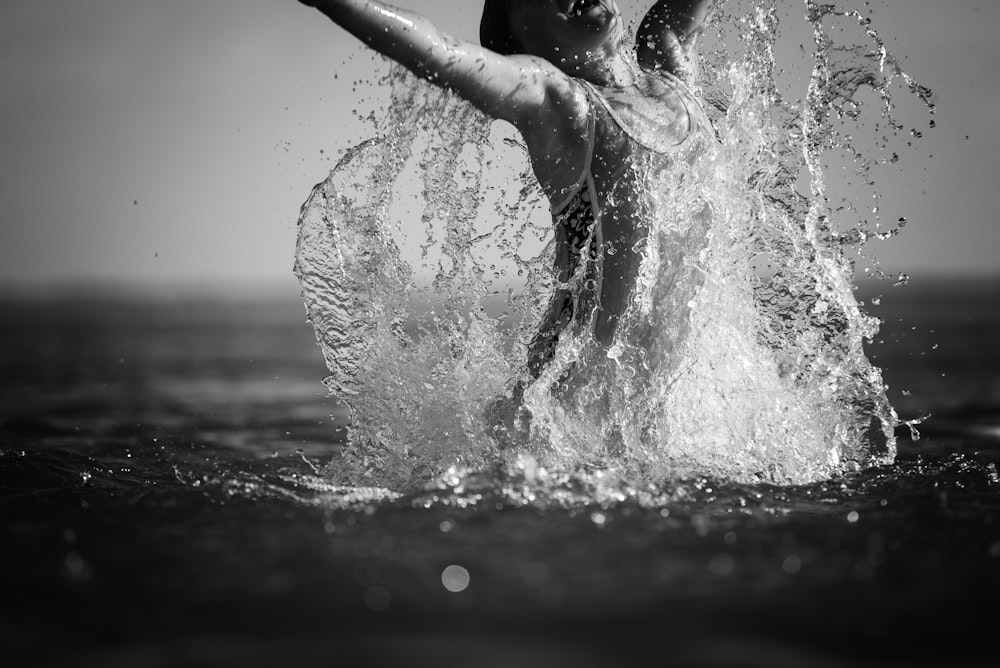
[0,272,998,302]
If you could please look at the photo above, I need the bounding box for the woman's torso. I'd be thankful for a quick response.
[541,69,716,347]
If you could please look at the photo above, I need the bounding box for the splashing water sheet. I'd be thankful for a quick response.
[296,0,936,492]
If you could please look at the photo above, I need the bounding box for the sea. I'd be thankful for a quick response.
[1,278,998,668]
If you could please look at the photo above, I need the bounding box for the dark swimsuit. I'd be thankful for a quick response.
[525,70,709,379]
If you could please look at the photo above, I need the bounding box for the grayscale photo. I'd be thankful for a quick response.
[2,1,998,666]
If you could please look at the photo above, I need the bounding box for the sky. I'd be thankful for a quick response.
[1,0,998,297]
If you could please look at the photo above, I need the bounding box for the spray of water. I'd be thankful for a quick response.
[295,0,933,492]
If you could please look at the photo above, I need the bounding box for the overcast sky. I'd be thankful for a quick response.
[1,0,997,296]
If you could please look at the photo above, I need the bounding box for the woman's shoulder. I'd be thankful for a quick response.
[503,55,592,117]
[506,55,576,88]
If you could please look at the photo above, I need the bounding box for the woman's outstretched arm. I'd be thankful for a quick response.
[298,0,566,130]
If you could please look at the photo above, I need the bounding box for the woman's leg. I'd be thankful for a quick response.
[525,288,575,378]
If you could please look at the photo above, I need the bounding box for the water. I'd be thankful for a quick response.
[5,1,1000,665]
[1,286,998,667]
[295,0,937,489]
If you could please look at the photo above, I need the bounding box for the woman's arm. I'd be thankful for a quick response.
[636,0,713,77]
[298,0,566,130]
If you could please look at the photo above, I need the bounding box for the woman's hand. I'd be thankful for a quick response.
[636,0,714,80]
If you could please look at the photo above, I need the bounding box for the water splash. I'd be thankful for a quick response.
[295,0,933,492]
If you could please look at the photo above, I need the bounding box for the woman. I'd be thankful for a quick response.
[297,0,717,442]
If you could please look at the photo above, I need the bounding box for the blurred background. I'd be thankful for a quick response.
[0,0,997,295]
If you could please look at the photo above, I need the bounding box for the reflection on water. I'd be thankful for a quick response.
[0,283,998,666]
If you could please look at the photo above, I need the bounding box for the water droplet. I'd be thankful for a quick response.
[709,553,735,576]
[782,555,802,574]
[63,551,91,582]
[441,565,470,593]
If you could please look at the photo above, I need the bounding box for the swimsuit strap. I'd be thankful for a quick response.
[552,82,598,215]
[667,76,695,145]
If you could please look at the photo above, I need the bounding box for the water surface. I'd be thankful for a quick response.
[1,282,998,667]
